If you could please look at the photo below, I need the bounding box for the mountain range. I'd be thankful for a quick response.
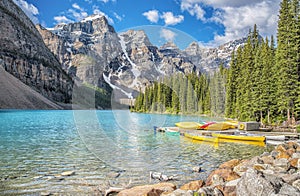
[0,0,247,109]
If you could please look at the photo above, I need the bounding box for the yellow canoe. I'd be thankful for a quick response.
[184,133,218,143]
[175,122,202,129]
[224,121,239,128]
[204,122,234,130]
[211,133,265,142]
[218,138,265,147]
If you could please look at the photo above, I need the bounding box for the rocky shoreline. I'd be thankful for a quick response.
[116,141,300,196]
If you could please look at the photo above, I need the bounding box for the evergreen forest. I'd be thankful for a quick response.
[134,0,300,124]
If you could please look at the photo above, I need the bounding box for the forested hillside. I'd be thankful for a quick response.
[134,0,300,124]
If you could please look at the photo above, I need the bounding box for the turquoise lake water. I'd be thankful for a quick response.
[0,110,271,195]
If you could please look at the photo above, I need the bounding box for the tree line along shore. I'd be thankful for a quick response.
[133,0,300,129]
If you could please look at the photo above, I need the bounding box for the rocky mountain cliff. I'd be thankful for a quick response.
[0,0,73,107]
[37,14,247,99]
[184,38,247,73]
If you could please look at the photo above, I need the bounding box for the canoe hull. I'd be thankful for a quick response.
[218,138,265,147]
[212,133,265,142]
[175,122,202,129]
[184,133,218,143]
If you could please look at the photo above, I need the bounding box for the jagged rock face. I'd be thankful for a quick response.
[0,0,73,103]
[184,38,247,73]
[37,14,246,98]
[37,15,121,90]
[38,18,196,97]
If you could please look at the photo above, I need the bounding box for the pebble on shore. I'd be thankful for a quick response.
[117,141,300,196]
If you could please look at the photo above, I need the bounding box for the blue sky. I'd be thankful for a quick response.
[13,0,281,48]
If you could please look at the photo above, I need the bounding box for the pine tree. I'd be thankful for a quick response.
[186,79,196,113]
[240,37,255,121]
[171,74,180,113]
[276,0,299,124]
[252,41,263,122]
[291,0,300,118]
[225,52,236,118]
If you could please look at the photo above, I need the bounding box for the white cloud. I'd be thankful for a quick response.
[143,10,159,23]
[93,6,114,24]
[161,12,184,26]
[180,0,262,8]
[160,28,177,42]
[180,0,281,46]
[53,4,114,25]
[54,3,88,24]
[98,0,116,3]
[180,2,205,21]
[113,12,123,21]
[72,3,83,11]
[13,0,39,24]
[54,16,73,24]
[209,1,280,46]
[68,8,88,21]
[84,0,93,3]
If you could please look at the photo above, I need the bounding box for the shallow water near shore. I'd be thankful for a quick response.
[0,110,272,195]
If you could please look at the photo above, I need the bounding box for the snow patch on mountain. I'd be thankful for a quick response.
[118,33,141,89]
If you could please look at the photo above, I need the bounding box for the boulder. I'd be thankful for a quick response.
[225,178,240,187]
[211,174,225,186]
[276,151,291,159]
[275,144,288,153]
[206,169,240,186]
[260,155,274,165]
[260,152,270,157]
[223,186,237,196]
[233,157,260,176]
[296,146,300,152]
[279,183,300,195]
[280,172,300,184]
[146,188,164,196]
[162,189,193,196]
[293,179,300,191]
[286,148,296,156]
[180,180,204,191]
[198,187,223,196]
[262,169,275,175]
[273,158,290,173]
[117,182,176,196]
[290,158,299,168]
[219,159,241,169]
[216,185,237,196]
[237,168,300,196]
[292,153,300,159]
[270,151,279,158]
[253,164,268,171]
[287,141,299,150]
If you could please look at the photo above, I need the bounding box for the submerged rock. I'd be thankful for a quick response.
[40,192,51,196]
[192,166,202,173]
[61,171,75,176]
